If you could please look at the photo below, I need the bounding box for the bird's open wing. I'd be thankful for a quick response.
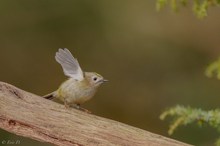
[55,48,84,81]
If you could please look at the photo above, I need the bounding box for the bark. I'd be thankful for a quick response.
[0,82,191,146]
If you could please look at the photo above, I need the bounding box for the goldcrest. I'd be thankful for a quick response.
[43,48,107,111]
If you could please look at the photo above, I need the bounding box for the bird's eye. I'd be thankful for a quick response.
[93,77,97,81]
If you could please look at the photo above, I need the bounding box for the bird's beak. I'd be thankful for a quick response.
[102,79,108,82]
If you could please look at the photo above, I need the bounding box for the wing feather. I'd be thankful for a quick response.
[55,48,84,81]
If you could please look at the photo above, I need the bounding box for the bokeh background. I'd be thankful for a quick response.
[0,1,220,146]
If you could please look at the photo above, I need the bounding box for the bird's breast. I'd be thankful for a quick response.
[56,78,97,104]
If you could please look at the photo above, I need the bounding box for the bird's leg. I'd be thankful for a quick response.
[74,104,91,113]
[64,99,70,108]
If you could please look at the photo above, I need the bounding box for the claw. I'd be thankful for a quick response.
[74,104,91,114]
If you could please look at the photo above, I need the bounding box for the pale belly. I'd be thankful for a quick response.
[55,79,97,105]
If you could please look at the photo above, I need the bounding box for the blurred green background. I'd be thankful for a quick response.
[0,1,220,146]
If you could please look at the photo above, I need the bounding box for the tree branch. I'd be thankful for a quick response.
[0,82,191,146]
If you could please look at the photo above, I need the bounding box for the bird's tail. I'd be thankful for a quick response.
[42,92,55,100]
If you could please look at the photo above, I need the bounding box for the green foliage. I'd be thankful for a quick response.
[156,0,220,18]
[205,58,220,79]
[160,105,220,145]
[160,58,220,145]
[217,139,220,146]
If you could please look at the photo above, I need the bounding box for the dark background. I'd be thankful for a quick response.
[0,1,220,146]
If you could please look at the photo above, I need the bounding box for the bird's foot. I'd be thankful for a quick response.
[64,100,70,109]
[74,104,91,114]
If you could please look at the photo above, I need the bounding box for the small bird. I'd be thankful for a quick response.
[43,48,107,112]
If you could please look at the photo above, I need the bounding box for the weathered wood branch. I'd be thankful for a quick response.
[0,82,191,146]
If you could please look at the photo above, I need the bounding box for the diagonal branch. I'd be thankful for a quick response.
[0,82,191,146]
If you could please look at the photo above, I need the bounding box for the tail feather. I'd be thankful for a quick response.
[42,92,55,100]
